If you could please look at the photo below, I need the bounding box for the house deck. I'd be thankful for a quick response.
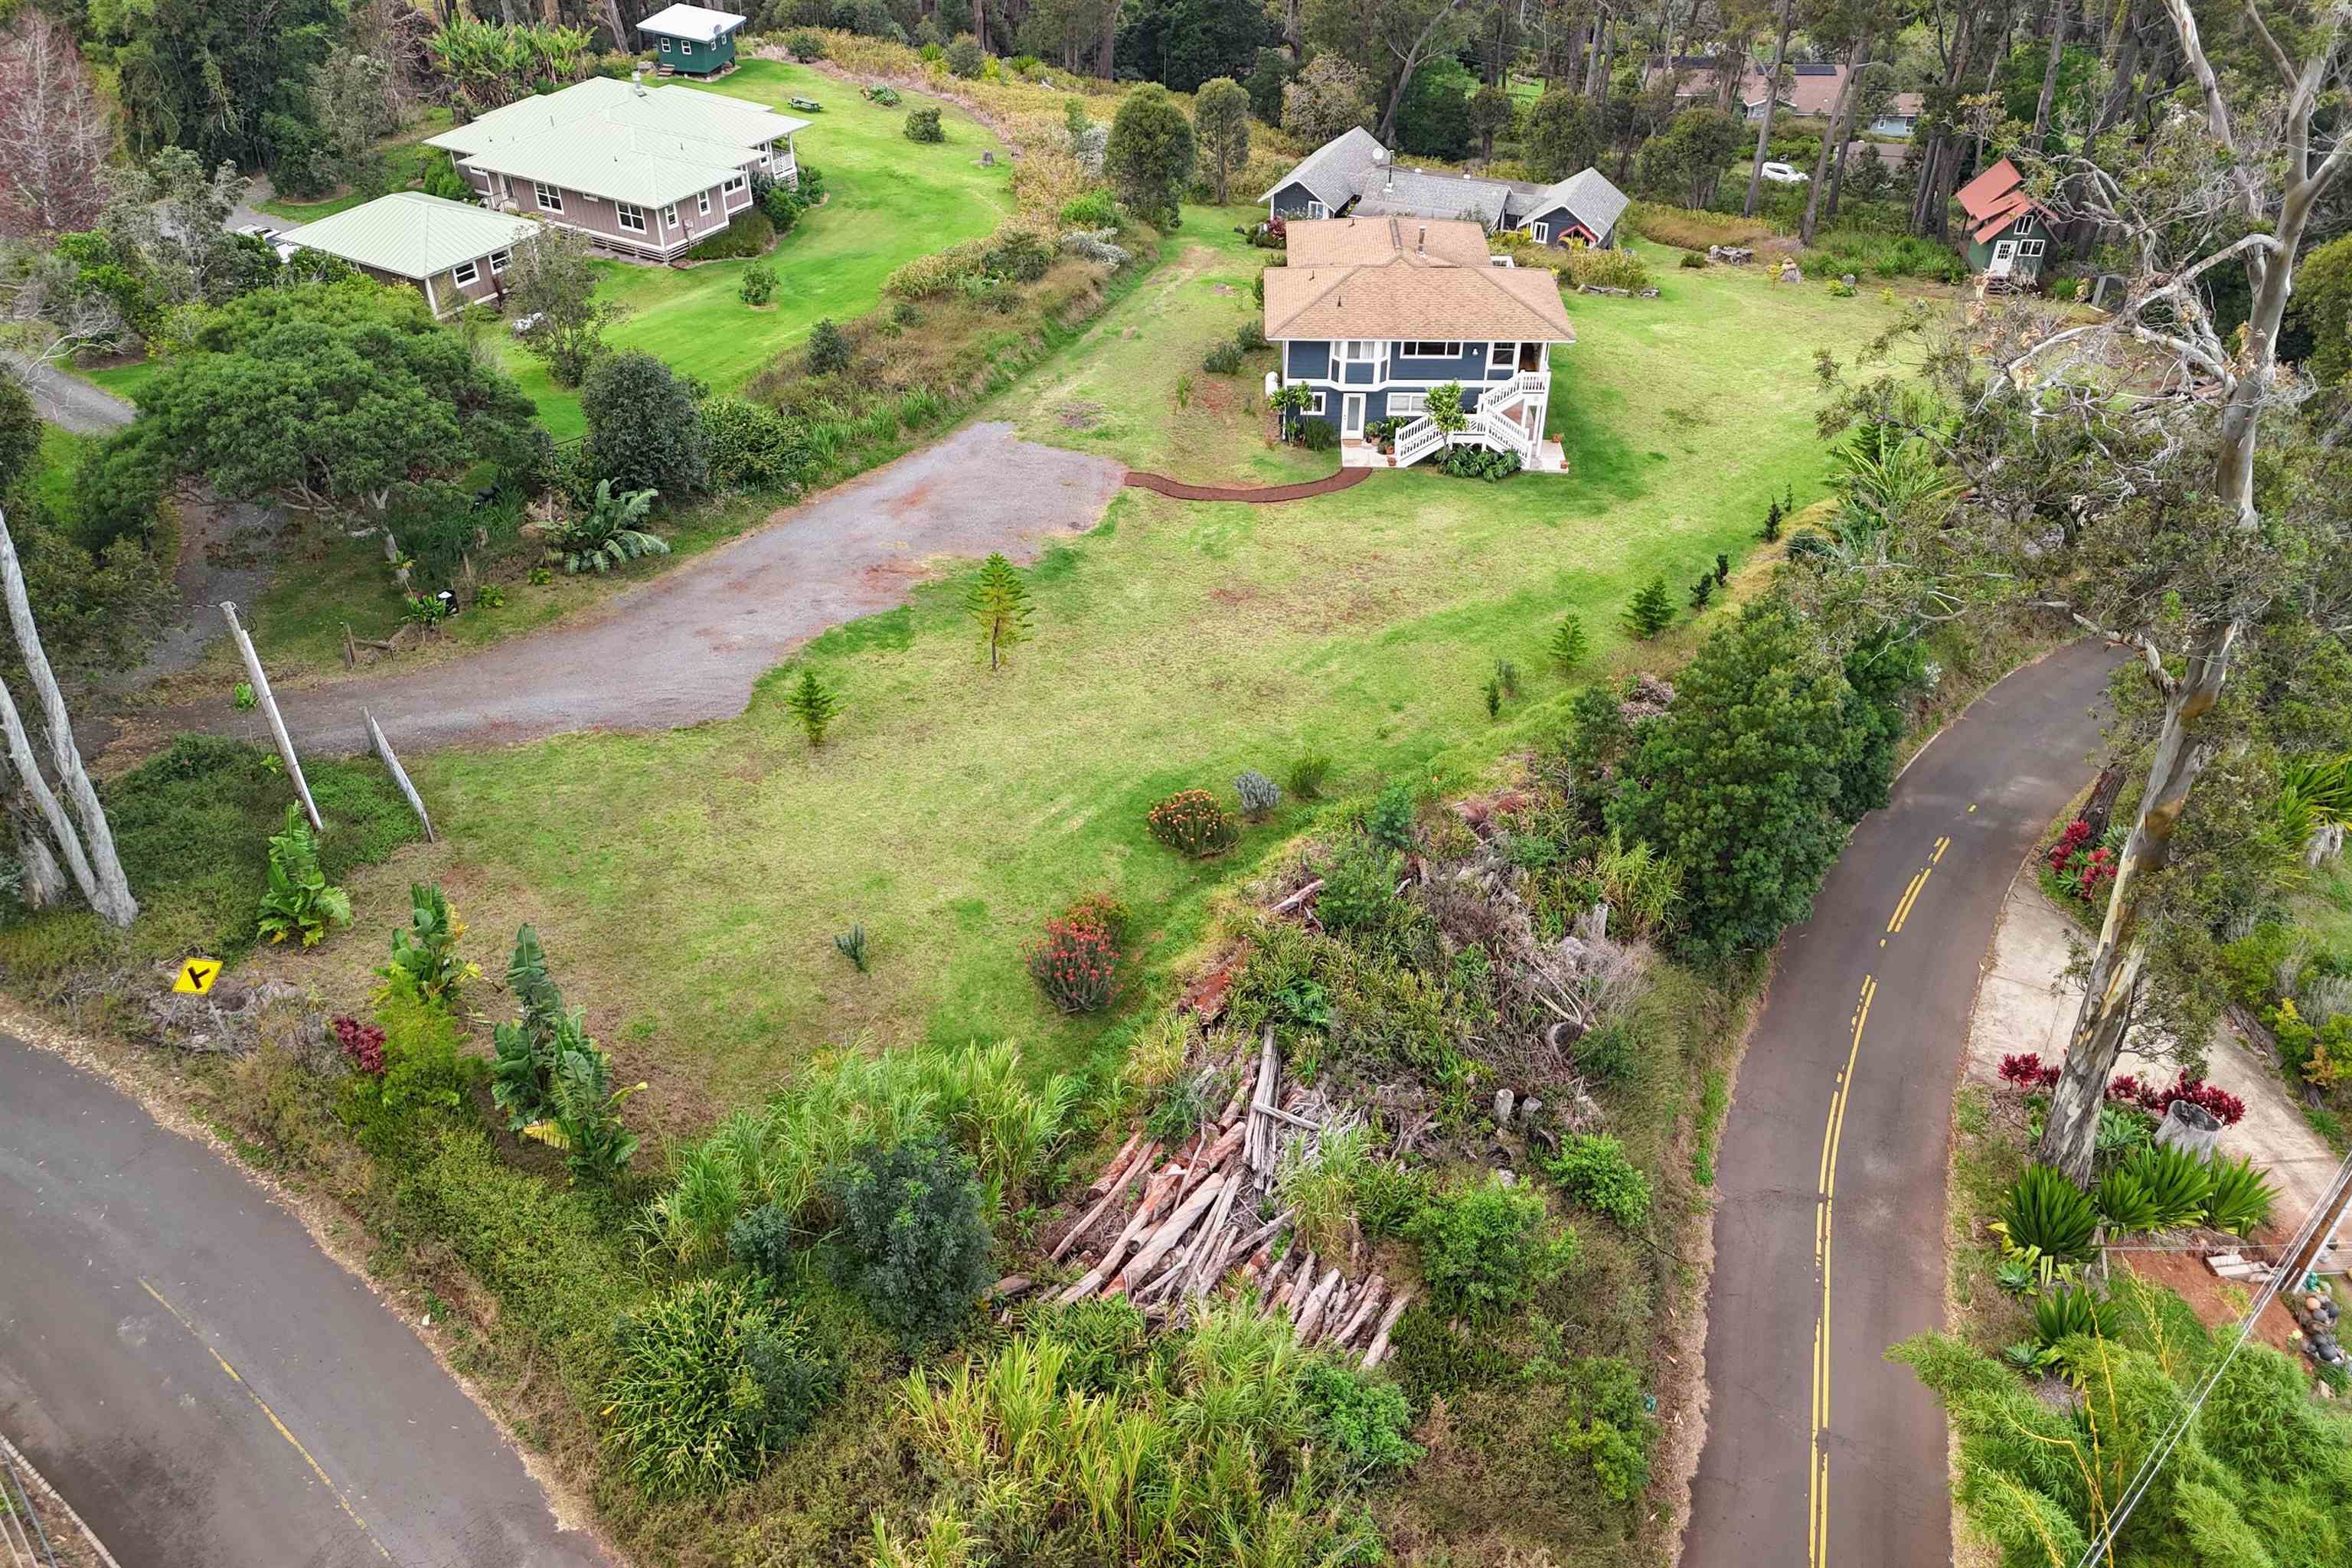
[1340,437,1570,473]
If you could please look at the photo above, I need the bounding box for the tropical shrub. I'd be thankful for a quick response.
[782,669,843,745]
[806,318,851,373]
[1548,612,1589,673]
[1202,340,1243,374]
[521,1038,643,1185]
[1060,188,1118,226]
[332,1014,386,1076]
[1996,1165,2097,1261]
[2118,1143,2216,1230]
[1317,835,1402,934]
[738,263,778,305]
[680,211,774,261]
[2092,1165,2161,1233]
[1279,1122,1375,1256]
[1026,892,1128,1013]
[547,480,669,574]
[1234,768,1282,820]
[728,1200,799,1280]
[487,925,572,1129]
[2030,1284,2119,1357]
[1365,783,1416,851]
[2201,1154,2278,1235]
[1146,789,1239,856]
[256,805,351,946]
[603,1277,818,1497]
[1549,1134,1652,1230]
[1998,1051,2063,1090]
[831,1135,995,1344]
[1439,444,1520,481]
[904,106,945,142]
[1573,1018,1639,1083]
[1406,1173,1576,1319]
[742,1313,844,1443]
[377,883,476,1006]
[1297,417,1338,451]
[1286,752,1333,799]
[1549,1354,1658,1502]
[1302,1360,1422,1478]
[701,397,813,491]
[944,34,984,77]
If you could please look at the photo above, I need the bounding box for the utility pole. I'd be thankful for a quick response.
[2280,1167,2352,1292]
[220,601,322,832]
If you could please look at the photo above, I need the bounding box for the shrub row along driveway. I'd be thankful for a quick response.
[237,423,1125,755]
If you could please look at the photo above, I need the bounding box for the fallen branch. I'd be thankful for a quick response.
[1331,1274,1386,1348]
[1293,1266,1343,1342]
[1361,1291,1412,1369]
[1268,877,1325,916]
[1052,1139,1161,1262]
[1112,1173,1230,1292]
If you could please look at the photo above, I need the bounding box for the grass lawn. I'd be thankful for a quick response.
[256,108,459,224]
[502,60,1015,439]
[266,243,1920,1128]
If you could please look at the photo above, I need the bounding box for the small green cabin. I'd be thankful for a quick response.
[637,2,746,76]
[1954,156,2053,283]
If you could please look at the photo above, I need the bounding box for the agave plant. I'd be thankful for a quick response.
[2092,1167,2162,1233]
[2032,1285,2121,1364]
[2120,1144,2214,1230]
[2276,752,2352,847]
[2201,1154,2280,1235]
[547,481,669,575]
[1997,1164,2098,1262]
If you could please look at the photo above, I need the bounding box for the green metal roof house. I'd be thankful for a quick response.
[276,193,544,316]
[637,4,746,77]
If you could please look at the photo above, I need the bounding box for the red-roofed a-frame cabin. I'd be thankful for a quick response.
[1955,158,2053,283]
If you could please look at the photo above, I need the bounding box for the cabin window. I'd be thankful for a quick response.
[488,248,512,274]
[534,182,562,212]
[1305,199,1328,218]
[697,191,710,216]
[452,259,480,286]
[1306,390,1327,415]
[1531,220,1550,243]
[1403,341,1462,358]
[724,175,746,193]
[2017,237,2047,258]
[616,202,647,234]
[662,204,679,228]
[660,38,671,51]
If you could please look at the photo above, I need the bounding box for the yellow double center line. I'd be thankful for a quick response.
[1811,833,1952,1565]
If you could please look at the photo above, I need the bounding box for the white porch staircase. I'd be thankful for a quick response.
[1391,371,1549,469]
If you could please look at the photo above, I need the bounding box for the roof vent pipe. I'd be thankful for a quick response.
[1417,225,1426,255]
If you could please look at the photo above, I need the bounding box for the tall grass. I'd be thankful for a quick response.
[1278,1123,1374,1258]
[641,1040,1080,1265]
[1798,229,1967,283]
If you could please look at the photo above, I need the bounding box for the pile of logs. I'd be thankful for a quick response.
[1040,1027,1413,1369]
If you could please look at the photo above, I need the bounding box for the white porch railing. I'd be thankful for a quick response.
[1394,416,1446,467]
[1472,408,1538,463]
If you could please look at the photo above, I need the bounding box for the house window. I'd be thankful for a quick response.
[660,37,671,51]
[1531,220,1550,243]
[724,175,746,193]
[616,201,647,234]
[452,258,480,286]
[488,248,512,274]
[697,191,710,216]
[1306,390,1327,415]
[1403,341,1462,359]
[662,204,679,228]
[1390,391,1427,416]
[1305,199,1328,219]
[1490,341,1514,370]
[2017,237,2047,258]
[1341,339,1377,362]
[534,182,562,212]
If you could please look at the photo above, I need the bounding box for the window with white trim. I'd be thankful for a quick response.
[452,258,480,286]
[1490,341,1514,370]
[697,190,710,216]
[616,201,647,234]
[1306,390,1327,415]
[662,204,679,228]
[2017,237,2047,258]
[1390,391,1427,415]
[488,248,512,274]
[1305,199,1328,218]
[1531,220,1550,243]
[660,37,671,51]
[534,182,563,212]
[1341,339,1377,362]
[1402,341,1462,359]
[724,175,746,193]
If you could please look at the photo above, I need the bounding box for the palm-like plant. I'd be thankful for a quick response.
[1995,1164,2097,1260]
[2276,752,2351,847]
[548,480,668,574]
[1830,422,1962,543]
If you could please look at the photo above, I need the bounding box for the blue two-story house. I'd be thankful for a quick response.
[1264,217,1576,471]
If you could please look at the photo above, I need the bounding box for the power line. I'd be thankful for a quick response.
[2069,1143,2352,1568]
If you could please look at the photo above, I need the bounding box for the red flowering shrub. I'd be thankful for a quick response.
[2044,820,2117,907]
[1027,897,1129,1013]
[1147,789,1240,858]
[1999,1052,2063,1089]
[2046,819,2092,873]
[333,1014,387,1076]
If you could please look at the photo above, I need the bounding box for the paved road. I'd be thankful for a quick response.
[3,354,135,433]
[0,1036,608,1567]
[1684,640,2118,1568]
[182,421,1125,756]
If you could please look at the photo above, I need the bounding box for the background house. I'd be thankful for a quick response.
[1265,216,1573,470]
[1955,158,2053,283]
[427,76,804,262]
[1645,57,1850,119]
[636,4,746,77]
[276,192,542,317]
[1263,132,1628,249]
[1869,93,1925,137]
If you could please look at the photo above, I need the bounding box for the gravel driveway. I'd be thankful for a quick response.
[5,354,134,434]
[241,423,1125,754]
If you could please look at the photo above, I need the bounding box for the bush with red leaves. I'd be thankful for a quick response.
[2106,1071,2246,1126]
[1999,1053,2061,1090]
[333,1014,386,1076]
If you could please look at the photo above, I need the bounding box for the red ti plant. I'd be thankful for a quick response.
[333,1014,387,1076]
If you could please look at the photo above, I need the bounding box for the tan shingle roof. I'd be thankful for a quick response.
[1266,218,1573,342]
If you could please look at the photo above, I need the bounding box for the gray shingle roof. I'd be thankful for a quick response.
[1351,168,1517,225]
[1258,126,1387,210]
[1517,168,1628,240]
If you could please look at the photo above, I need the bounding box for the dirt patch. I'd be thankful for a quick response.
[1056,401,1102,430]
[2117,1246,2305,1352]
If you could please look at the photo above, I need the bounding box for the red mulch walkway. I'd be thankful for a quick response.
[1122,466,1370,503]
